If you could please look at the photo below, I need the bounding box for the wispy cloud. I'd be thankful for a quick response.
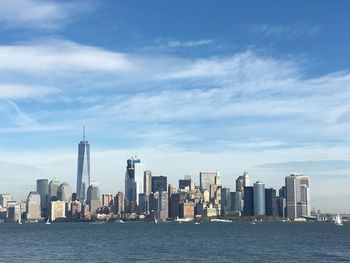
[167,39,214,48]
[0,84,59,99]
[0,0,89,30]
[246,23,320,39]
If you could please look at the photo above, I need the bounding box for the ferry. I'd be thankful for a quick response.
[210,219,232,223]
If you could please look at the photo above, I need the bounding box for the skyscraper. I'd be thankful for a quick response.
[76,128,90,202]
[48,179,60,200]
[87,183,100,213]
[265,188,277,216]
[26,191,41,220]
[57,183,72,202]
[36,179,48,216]
[253,181,265,216]
[151,176,167,193]
[243,186,254,216]
[0,194,12,208]
[125,157,145,208]
[114,192,124,215]
[199,171,217,192]
[236,172,250,199]
[143,170,152,196]
[285,174,310,218]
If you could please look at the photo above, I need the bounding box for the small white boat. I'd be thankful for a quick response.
[210,219,232,223]
[45,217,51,225]
[115,219,125,223]
[194,222,200,225]
[18,217,22,225]
[154,216,158,224]
[250,221,256,225]
[334,214,343,226]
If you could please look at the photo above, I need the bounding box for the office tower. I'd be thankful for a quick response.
[236,172,250,193]
[7,203,20,222]
[102,193,113,207]
[159,191,168,220]
[277,197,286,217]
[221,188,231,216]
[57,183,72,202]
[279,186,287,198]
[254,181,265,216]
[169,193,185,218]
[114,192,124,215]
[243,186,254,216]
[0,194,12,208]
[70,200,82,219]
[125,157,145,208]
[285,174,310,218]
[144,170,152,196]
[265,188,277,216]
[231,191,243,212]
[149,192,160,214]
[183,200,195,219]
[48,179,60,200]
[151,176,167,193]
[76,128,90,202]
[36,179,48,216]
[51,201,66,221]
[26,191,41,220]
[179,175,194,192]
[138,193,147,214]
[203,190,210,203]
[199,171,217,192]
[87,183,101,213]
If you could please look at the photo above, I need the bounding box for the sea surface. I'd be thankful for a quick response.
[0,221,349,262]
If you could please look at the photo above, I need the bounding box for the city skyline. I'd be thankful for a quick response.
[0,1,350,213]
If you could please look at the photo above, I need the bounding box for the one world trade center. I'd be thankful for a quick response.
[76,127,90,202]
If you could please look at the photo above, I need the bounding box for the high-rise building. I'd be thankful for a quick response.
[179,177,194,192]
[265,188,277,216]
[36,179,48,216]
[243,186,254,216]
[254,181,265,216]
[76,128,90,202]
[151,176,167,193]
[48,179,60,201]
[0,194,12,208]
[183,200,195,219]
[51,200,66,221]
[87,183,100,213]
[221,188,231,216]
[26,191,41,220]
[114,192,124,215]
[199,171,217,192]
[277,197,286,217]
[285,174,310,218]
[231,191,243,212]
[125,157,145,208]
[102,193,113,207]
[159,191,168,220]
[236,172,250,199]
[144,170,152,196]
[57,183,72,202]
[169,193,185,218]
[7,203,21,222]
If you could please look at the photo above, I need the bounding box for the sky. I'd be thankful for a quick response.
[0,0,350,213]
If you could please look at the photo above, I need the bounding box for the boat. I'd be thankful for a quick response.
[154,216,158,224]
[210,219,232,223]
[18,216,22,225]
[194,222,200,225]
[175,217,192,223]
[250,220,256,225]
[45,217,51,225]
[115,219,126,223]
[334,214,343,226]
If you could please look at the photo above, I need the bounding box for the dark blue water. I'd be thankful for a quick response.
[0,222,349,262]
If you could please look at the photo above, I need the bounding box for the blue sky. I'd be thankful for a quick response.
[0,0,350,212]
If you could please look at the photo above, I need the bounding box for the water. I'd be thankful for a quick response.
[0,221,349,262]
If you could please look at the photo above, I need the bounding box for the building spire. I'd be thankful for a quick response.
[83,125,86,141]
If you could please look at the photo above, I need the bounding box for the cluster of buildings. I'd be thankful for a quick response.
[0,133,313,223]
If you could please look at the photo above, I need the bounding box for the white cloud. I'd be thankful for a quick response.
[0,0,86,30]
[247,23,320,39]
[0,40,134,73]
[0,84,59,99]
[167,39,214,48]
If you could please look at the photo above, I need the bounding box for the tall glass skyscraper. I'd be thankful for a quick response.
[125,157,145,209]
[76,128,90,202]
